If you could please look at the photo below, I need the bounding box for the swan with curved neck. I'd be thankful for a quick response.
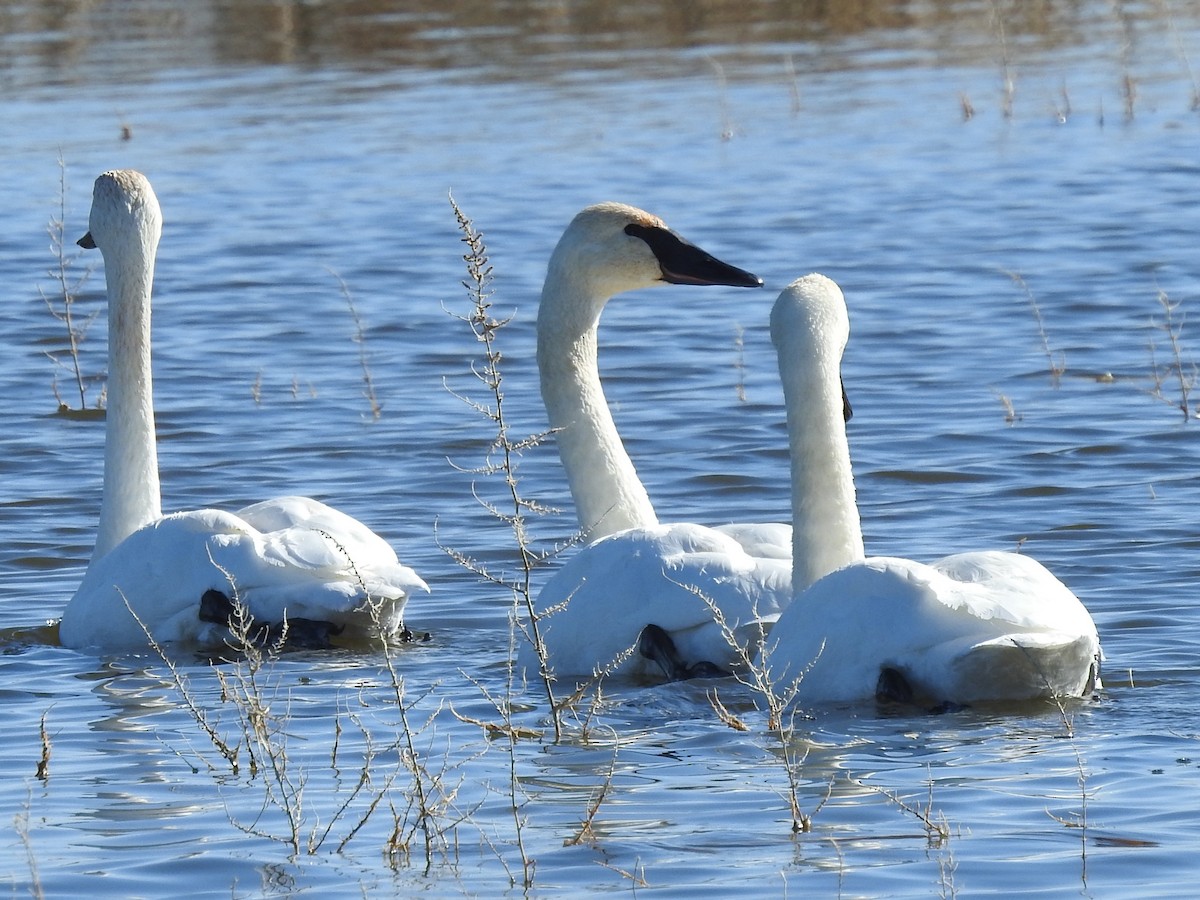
[761,275,1100,705]
[537,202,763,541]
[59,170,427,651]
[526,203,798,682]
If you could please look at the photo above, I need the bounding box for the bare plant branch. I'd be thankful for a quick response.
[1005,271,1065,384]
[41,156,100,412]
[1148,288,1195,420]
[35,710,52,782]
[331,269,383,420]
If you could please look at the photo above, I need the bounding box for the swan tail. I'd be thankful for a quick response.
[939,632,1102,702]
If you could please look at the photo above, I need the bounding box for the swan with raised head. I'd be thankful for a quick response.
[525,203,794,682]
[58,170,427,651]
[760,274,1101,705]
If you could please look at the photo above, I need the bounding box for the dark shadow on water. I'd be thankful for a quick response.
[0,620,62,652]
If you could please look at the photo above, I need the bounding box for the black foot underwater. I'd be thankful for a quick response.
[198,589,344,650]
[875,666,915,704]
[638,623,730,682]
[875,666,967,715]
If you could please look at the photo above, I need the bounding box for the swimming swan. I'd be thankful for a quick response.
[760,274,1101,705]
[58,170,427,651]
[526,203,793,681]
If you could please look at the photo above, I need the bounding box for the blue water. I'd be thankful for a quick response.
[3,1,1200,895]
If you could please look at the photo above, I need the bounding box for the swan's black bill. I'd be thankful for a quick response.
[77,232,96,249]
[625,222,762,288]
[199,588,343,651]
[638,623,729,681]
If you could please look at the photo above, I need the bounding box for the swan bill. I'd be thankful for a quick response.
[199,588,345,651]
[638,623,731,681]
[77,231,96,250]
[623,222,762,288]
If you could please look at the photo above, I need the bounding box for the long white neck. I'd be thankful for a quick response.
[537,257,658,541]
[92,236,162,560]
[773,276,865,592]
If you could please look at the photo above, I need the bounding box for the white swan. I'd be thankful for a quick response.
[760,274,1101,705]
[526,203,794,681]
[59,170,427,651]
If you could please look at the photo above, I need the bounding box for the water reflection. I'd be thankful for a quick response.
[7,0,1200,85]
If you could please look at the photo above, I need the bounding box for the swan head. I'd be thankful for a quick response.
[543,202,761,309]
[770,274,850,369]
[77,169,162,259]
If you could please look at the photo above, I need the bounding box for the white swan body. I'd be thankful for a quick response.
[64,501,427,648]
[59,170,427,652]
[760,275,1101,705]
[529,523,791,680]
[528,203,792,680]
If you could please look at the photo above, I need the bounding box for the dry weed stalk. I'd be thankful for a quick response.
[691,580,957,847]
[435,194,542,881]
[597,858,649,888]
[328,533,477,870]
[125,590,242,772]
[992,389,1021,424]
[332,269,383,420]
[378,670,475,871]
[436,191,624,745]
[438,194,563,738]
[440,197,650,887]
[35,711,51,782]
[707,686,749,731]
[1054,82,1072,124]
[1045,694,1094,893]
[861,776,951,849]
[784,55,802,116]
[1111,0,1138,120]
[1006,271,1065,383]
[959,92,975,121]
[135,577,315,855]
[207,605,311,852]
[563,727,621,847]
[682,581,821,833]
[1148,288,1195,420]
[14,788,44,900]
[733,323,747,402]
[707,57,735,140]
[451,665,538,888]
[938,848,960,899]
[988,0,1016,118]
[1156,0,1200,109]
[41,158,101,412]
[130,543,466,863]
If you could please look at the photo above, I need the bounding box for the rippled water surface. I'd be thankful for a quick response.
[4,1,1200,896]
